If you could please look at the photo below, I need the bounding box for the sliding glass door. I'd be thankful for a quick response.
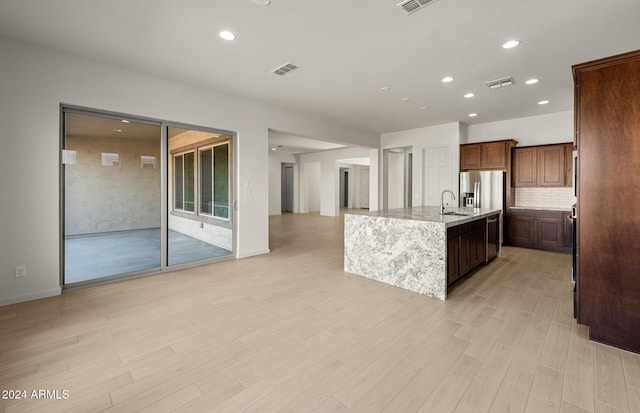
[62,109,235,286]
[62,110,162,284]
[167,127,233,266]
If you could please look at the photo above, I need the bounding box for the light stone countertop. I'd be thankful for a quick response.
[344,205,502,300]
[345,206,501,227]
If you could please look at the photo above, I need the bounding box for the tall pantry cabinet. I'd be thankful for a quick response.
[573,50,640,353]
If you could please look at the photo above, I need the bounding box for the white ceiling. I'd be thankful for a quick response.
[66,113,160,139]
[1,0,639,136]
[269,131,347,154]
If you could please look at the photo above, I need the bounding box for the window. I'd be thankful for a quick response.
[173,141,230,221]
[174,151,195,212]
[199,142,229,219]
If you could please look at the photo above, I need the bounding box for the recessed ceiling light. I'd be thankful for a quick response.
[464,93,475,98]
[419,105,428,110]
[121,120,130,123]
[219,31,236,41]
[380,86,391,91]
[538,100,550,105]
[442,76,454,83]
[468,113,478,117]
[112,128,123,133]
[271,147,277,151]
[526,78,539,85]
[502,40,520,49]
[402,97,411,102]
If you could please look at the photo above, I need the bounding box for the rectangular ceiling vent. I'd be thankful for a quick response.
[484,76,516,90]
[397,0,439,15]
[272,63,299,76]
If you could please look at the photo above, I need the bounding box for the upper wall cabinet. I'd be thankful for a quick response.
[460,140,518,171]
[513,143,573,187]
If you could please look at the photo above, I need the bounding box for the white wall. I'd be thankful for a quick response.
[368,149,379,211]
[299,147,374,217]
[0,35,378,306]
[381,122,462,208]
[268,150,297,216]
[386,151,405,209]
[307,163,322,212]
[466,111,573,147]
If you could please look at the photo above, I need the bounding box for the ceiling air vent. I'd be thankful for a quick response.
[272,63,299,76]
[397,0,439,15]
[484,76,516,90]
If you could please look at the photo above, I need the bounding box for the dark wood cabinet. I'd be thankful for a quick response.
[507,208,571,253]
[512,144,572,187]
[537,145,566,187]
[536,217,564,249]
[460,144,481,169]
[460,140,517,171]
[459,232,471,277]
[508,213,536,247]
[573,49,640,353]
[447,218,488,286]
[481,142,507,169]
[447,233,460,283]
[512,147,537,187]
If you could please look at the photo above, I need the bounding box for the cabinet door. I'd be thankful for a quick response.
[565,143,573,186]
[481,141,507,169]
[508,215,536,247]
[513,147,537,187]
[459,233,471,275]
[537,145,566,187]
[460,144,481,170]
[536,217,564,249]
[447,237,459,285]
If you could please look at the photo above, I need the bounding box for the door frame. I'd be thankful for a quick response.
[60,104,238,289]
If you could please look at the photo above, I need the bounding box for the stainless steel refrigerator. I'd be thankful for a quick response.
[460,170,506,245]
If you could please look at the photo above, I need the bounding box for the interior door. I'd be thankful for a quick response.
[282,164,294,212]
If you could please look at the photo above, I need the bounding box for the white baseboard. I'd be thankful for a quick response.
[237,249,270,259]
[0,288,62,307]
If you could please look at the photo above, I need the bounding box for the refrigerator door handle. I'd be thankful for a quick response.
[473,182,480,208]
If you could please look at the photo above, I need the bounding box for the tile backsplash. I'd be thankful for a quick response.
[514,187,574,209]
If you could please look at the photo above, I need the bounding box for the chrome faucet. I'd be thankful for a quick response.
[441,190,456,214]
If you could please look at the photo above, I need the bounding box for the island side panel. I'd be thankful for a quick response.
[344,214,447,300]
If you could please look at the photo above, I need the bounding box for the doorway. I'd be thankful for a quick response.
[61,107,235,286]
[383,147,412,209]
[281,163,294,213]
[340,168,349,207]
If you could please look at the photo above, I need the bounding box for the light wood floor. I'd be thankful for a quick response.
[1,212,639,412]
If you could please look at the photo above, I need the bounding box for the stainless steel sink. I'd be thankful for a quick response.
[441,211,472,216]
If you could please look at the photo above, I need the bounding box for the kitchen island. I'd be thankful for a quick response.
[344,206,501,300]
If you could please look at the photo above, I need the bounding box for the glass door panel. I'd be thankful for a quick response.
[167,127,233,266]
[63,111,162,284]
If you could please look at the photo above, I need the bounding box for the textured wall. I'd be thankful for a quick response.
[65,136,161,235]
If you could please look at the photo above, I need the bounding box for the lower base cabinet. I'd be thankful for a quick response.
[447,218,487,286]
[507,208,572,253]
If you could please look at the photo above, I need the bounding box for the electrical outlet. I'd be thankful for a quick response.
[14,265,26,278]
